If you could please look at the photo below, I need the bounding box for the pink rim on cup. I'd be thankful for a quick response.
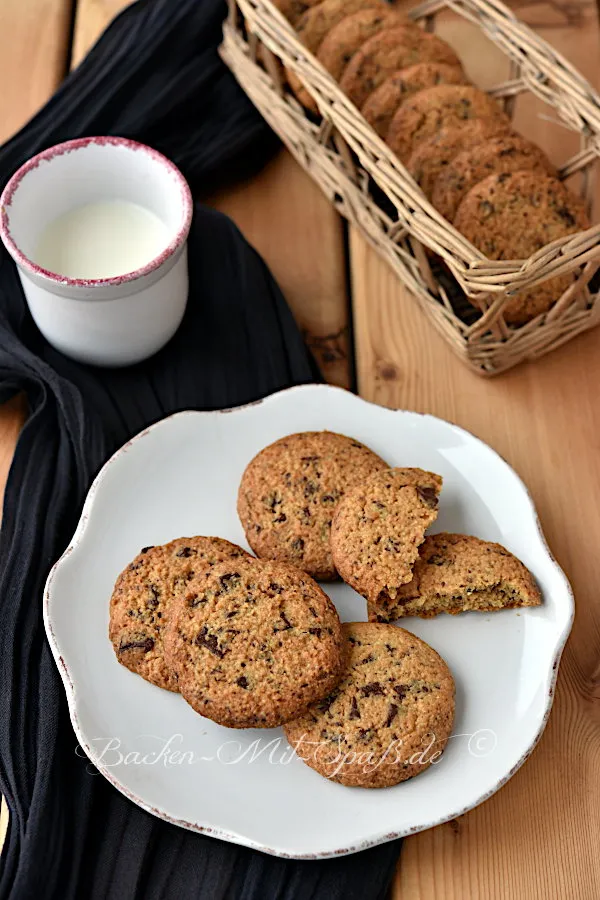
[0,137,193,367]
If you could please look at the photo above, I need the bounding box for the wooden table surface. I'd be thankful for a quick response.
[2,1,600,896]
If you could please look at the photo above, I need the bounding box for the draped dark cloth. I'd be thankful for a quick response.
[0,1,400,896]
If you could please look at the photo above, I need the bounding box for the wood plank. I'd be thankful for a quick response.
[0,0,72,143]
[350,2,600,897]
[210,155,350,388]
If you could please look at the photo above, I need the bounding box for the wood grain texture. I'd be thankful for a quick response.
[209,154,350,388]
[0,0,72,143]
[350,3,600,897]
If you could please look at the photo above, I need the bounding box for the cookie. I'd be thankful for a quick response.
[387,85,509,164]
[368,533,542,621]
[317,9,415,83]
[284,622,455,788]
[165,557,344,728]
[290,0,386,109]
[454,171,589,324]
[340,27,462,111]
[272,0,322,25]
[330,467,443,605]
[406,119,513,200]
[431,134,557,222]
[361,62,468,139]
[109,536,251,691]
[237,431,388,580]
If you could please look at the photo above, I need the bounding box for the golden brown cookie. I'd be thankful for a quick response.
[361,62,468,139]
[406,119,513,199]
[165,558,344,728]
[387,84,509,164]
[237,431,388,580]
[271,0,322,25]
[317,9,415,83]
[431,134,557,222]
[454,171,590,324]
[290,0,386,109]
[284,622,455,788]
[330,467,442,605]
[340,27,462,111]
[109,536,251,691]
[367,533,542,621]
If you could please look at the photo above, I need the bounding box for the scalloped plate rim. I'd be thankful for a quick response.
[43,383,574,858]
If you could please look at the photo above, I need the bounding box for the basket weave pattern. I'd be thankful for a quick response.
[221,0,600,374]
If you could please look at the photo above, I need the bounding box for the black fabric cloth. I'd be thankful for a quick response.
[0,1,401,897]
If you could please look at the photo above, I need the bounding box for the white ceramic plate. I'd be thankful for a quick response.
[44,384,573,858]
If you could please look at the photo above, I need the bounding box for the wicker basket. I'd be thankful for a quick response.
[220,0,600,374]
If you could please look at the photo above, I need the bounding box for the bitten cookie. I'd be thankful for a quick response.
[454,171,590,323]
[362,62,468,138]
[165,558,344,728]
[237,431,388,580]
[109,536,251,691]
[367,533,542,621]
[387,85,509,163]
[290,0,385,109]
[330,467,442,606]
[406,119,513,199]
[284,622,455,788]
[317,8,413,82]
[340,27,462,111]
[431,134,557,222]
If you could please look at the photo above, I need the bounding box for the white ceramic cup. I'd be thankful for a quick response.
[0,136,193,367]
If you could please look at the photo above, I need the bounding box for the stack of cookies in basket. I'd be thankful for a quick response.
[272,0,590,324]
[110,430,540,789]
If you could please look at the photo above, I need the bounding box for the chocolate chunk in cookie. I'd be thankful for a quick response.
[284,621,455,787]
[454,171,590,324]
[165,558,344,728]
[237,431,388,580]
[109,536,251,691]
[330,467,442,605]
[387,85,509,164]
[368,533,542,621]
[362,62,468,139]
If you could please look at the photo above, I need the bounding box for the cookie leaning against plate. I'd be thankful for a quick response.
[406,119,513,200]
[368,533,542,621]
[109,536,251,692]
[454,171,589,324]
[317,9,417,82]
[330,467,442,606]
[361,62,468,139]
[284,622,455,788]
[431,134,557,222]
[165,558,344,728]
[386,84,509,164]
[340,27,462,111]
[237,431,388,580]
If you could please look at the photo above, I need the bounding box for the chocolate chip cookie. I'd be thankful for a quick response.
[317,9,415,82]
[431,134,557,222]
[368,533,542,621]
[165,558,344,728]
[284,622,455,788]
[387,85,509,163]
[109,536,251,691]
[237,431,388,580]
[330,467,442,606]
[340,27,462,111]
[290,0,386,109]
[454,171,590,323]
[406,119,513,199]
[272,0,322,25]
[361,62,468,138]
